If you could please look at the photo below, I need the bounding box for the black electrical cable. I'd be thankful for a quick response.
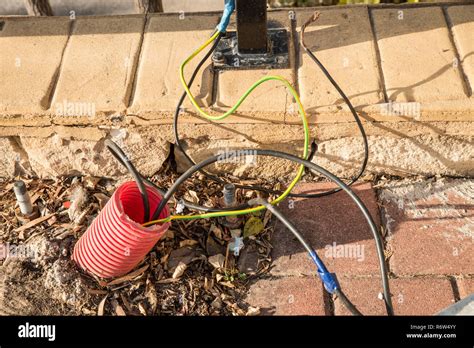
[175,111,319,201]
[105,140,171,204]
[248,197,362,316]
[107,11,369,211]
[105,139,150,222]
[149,149,393,316]
[300,11,369,197]
[105,138,250,216]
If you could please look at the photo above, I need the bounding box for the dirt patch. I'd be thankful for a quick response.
[0,165,281,316]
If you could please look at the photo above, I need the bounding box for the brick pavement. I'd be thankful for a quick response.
[245,178,473,315]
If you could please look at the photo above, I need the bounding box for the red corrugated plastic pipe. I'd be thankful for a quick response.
[73,181,170,278]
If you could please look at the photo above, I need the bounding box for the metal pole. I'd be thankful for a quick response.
[236,0,268,54]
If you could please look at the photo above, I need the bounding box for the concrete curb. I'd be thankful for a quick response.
[0,4,473,178]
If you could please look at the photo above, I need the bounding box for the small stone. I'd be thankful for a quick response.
[246,306,261,316]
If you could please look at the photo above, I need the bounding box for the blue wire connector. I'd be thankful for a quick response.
[309,250,339,294]
[216,0,236,33]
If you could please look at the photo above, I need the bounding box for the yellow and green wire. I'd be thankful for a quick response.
[143,31,310,227]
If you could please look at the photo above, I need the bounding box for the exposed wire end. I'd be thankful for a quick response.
[300,11,320,51]
[216,0,235,33]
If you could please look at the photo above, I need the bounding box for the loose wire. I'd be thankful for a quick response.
[173,36,318,204]
[248,197,363,316]
[300,11,369,197]
[104,139,150,222]
[142,149,393,316]
[151,32,312,221]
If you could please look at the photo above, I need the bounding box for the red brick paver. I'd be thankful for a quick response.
[245,276,327,315]
[334,277,456,316]
[379,179,474,276]
[270,182,383,277]
[247,179,472,315]
[457,277,474,299]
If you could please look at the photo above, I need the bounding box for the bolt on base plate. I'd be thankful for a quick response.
[212,29,290,70]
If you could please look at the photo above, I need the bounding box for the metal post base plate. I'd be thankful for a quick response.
[212,29,289,70]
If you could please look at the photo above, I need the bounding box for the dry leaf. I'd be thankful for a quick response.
[208,254,225,269]
[160,253,170,264]
[172,261,187,279]
[184,190,199,204]
[245,191,254,198]
[179,239,198,248]
[68,185,87,222]
[219,281,235,288]
[138,303,147,316]
[15,213,55,233]
[211,297,222,309]
[74,204,92,226]
[83,176,101,190]
[146,279,158,313]
[115,304,126,316]
[167,247,197,270]
[120,293,132,313]
[47,215,57,226]
[52,185,62,198]
[210,224,223,239]
[87,288,108,296]
[206,235,225,256]
[30,190,43,204]
[97,295,108,316]
[93,193,109,210]
[163,230,175,240]
[156,278,179,284]
[82,308,95,315]
[263,209,272,227]
[106,264,149,286]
